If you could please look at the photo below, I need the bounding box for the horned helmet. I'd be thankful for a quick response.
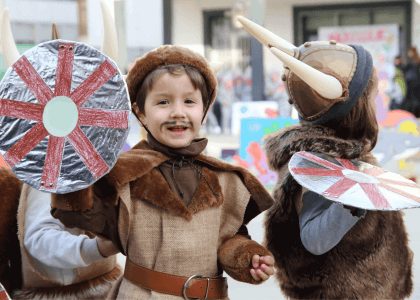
[237,16,374,125]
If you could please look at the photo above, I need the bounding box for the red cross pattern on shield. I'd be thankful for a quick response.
[0,40,130,193]
[289,151,420,211]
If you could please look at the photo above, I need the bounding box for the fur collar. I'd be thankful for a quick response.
[131,166,223,221]
[265,124,375,171]
[108,140,273,220]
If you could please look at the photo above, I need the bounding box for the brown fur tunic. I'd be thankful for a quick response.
[0,168,22,293]
[265,125,413,299]
[0,169,122,298]
[52,140,274,293]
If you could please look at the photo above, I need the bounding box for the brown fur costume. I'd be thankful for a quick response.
[52,140,274,288]
[0,168,22,293]
[0,168,122,298]
[265,125,413,299]
[12,266,121,299]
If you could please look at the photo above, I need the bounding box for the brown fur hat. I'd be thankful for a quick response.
[126,45,217,121]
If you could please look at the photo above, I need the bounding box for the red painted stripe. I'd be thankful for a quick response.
[298,151,344,170]
[0,99,43,121]
[0,290,11,300]
[70,60,117,106]
[360,183,391,209]
[323,178,357,198]
[79,108,129,128]
[291,167,342,177]
[54,43,75,96]
[336,158,357,170]
[378,177,418,188]
[3,123,48,168]
[40,136,65,191]
[13,56,53,105]
[379,183,420,204]
[0,283,11,300]
[67,127,109,178]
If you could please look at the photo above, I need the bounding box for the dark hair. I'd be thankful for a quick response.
[135,64,209,114]
[324,69,379,151]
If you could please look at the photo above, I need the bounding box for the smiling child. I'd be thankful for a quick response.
[51,45,275,299]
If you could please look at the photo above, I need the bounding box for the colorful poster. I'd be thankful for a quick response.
[231,101,279,135]
[318,24,399,123]
[239,117,298,189]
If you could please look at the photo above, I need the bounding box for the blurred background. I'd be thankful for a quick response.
[2,0,420,298]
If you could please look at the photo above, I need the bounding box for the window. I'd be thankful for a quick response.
[294,1,411,57]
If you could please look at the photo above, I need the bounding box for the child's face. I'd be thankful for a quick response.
[140,72,204,148]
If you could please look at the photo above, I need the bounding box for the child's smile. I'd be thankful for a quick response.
[140,72,204,148]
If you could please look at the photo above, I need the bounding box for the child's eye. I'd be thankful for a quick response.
[157,99,169,105]
[185,98,196,104]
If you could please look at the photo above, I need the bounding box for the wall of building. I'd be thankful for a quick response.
[172,0,420,73]
[413,1,420,47]
[5,0,78,43]
[87,0,163,49]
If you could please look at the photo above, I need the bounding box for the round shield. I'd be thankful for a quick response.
[0,39,130,193]
[289,151,420,211]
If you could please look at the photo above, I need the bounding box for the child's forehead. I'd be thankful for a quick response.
[149,73,198,91]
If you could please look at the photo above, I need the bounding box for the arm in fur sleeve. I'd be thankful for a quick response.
[50,176,123,253]
[218,233,272,284]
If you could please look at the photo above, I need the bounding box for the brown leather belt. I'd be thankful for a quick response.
[124,259,228,299]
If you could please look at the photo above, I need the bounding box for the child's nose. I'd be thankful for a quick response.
[170,102,186,118]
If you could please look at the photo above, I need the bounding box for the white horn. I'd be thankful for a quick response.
[270,47,343,99]
[236,15,297,57]
[1,8,19,67]
[100,0,118,62]
[51,23,59,40]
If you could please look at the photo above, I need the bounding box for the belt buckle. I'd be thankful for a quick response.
[182,274,210,300]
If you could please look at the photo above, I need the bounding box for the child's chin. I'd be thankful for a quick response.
[166,139,191,149]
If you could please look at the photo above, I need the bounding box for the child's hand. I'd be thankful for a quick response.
[96,236,119,257]
[250,254,275,282]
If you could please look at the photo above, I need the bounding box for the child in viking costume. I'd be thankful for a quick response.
[51,45,275,299]
[238,17,413,299]
[0,4,123,299]
[11,185,122,299]
[0,160,121,299]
